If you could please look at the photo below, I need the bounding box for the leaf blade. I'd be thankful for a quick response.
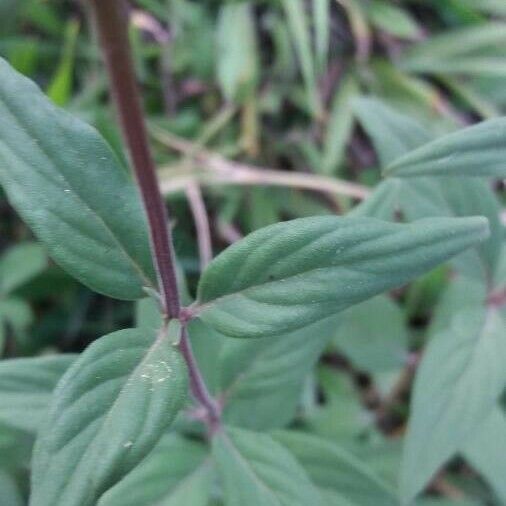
[197,216,489,338]
[401,303,506,503]
[212,426,322,506]
[0,57,155,299]
[30,326,188,506]
[386,118,506,178]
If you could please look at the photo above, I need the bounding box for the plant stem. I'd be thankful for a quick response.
[89,0,179,319]
[89,0,220,430]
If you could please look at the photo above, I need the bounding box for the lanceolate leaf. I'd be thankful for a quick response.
[0,355,76,433]
[386,118,506,178]
[196,216,488,338]
[462,407,506,504]
[99,434,213,506]
[220,316,338,429]
[401,307,506,503]
[30,327,188,506]
[273,431,398,506]
[0,57,155,300]
[352,99,502,281]
[212,426,322,506]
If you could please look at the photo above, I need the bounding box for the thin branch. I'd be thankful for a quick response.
[186,183,212,270]
[150,127,370,200]
[179,325,221,433]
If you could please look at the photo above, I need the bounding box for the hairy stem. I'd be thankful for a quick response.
[89,0,220,429]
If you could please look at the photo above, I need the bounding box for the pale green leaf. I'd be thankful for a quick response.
[400,23,506,69]
[352,97,432,167]
[321,74,358,175]
[30,326,188,506]
[196,215,489,338]
[353,100,502,280]
[0,242,47,296]
[313,0,330,74]
[46,19,79,106]
[212,426,322,506]
[0,355,76,433]
[368,1,420,39]
[282,0,321,117]
[216,2,258,103]
[462,407,506,504]
[99,434,212,506]
[0,57,156,300]
[386,118,506,178]
[273,431,398,506]
[333,295,408,373]
[401,308,506,503]
[307,368,365,441]
[220,316,338,429]
[0,469,24,506]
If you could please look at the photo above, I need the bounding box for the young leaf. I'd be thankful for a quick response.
[0,57,156,300]
[401,307,506,503]
[220,316,338,429]
[0,242,47,296]
[0,355,76,434]
[273,431,398,506]
[30,326,188,506]
[386,118,506,178]
[98,434,212,506]
[212,426,322,506]
[196,216,488,338]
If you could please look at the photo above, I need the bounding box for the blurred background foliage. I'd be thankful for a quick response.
[0,0,505,504]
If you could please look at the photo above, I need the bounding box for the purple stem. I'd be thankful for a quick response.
[89,0,220,431]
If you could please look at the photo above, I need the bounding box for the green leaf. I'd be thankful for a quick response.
[273,431,398,506]
[0,297,33,342]
[0,355,76,433]
[0,242,47,296]
[216,2,258,103]
[400,23,506,73]
[321,74,358,175]
[367,1,420,39]
[212,426,322,506]
[0,469,24,506]
[333,295,408,373]
[386,118,506,178]
[0,57,156,300]
[353,100,502,281]
[99,434,212,506]
[46,19,79,106]
[196,215,489,338]
[462,407,506,504]
[307,367,365,441]
[30,326,188,506]
[401,306,506,503]
[352,97,432,167]
[282,0,321,117]
[220,316,338,429]
[313,0,330,74]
